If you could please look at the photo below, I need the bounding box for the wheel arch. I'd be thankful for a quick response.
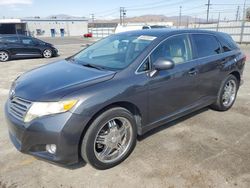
[230,71,241,84]
[0,49,10,55]
[77,101,142,159]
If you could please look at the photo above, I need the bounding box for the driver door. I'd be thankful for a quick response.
[148,34,200,125]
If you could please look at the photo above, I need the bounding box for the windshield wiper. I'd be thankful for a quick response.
[82,63,104,70]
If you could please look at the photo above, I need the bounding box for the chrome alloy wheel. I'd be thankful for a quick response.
[222,79,237,107]
[43,49,52,58]
[0,51,9,62]
[94,117,133,163]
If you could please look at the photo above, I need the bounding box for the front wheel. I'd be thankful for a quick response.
[211,74,239,111]
[81,107,137,170]
[43,49,52,58]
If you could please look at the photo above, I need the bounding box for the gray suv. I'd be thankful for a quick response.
[5,29,245,169]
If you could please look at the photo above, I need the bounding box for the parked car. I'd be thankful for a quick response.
[0,34,58,62]
[83,33,93,38]
[5,29,245,170]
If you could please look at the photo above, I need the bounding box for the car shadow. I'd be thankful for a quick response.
[36,107,210,170]
[34,157,87,170]
[8,56,60,62]
[138,107,210,141]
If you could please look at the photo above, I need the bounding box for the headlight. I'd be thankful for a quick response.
[24,100,78,123]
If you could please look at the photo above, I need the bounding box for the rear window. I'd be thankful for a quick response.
[192,34,221,58]
[218,33,239,52]
[4,36,19,43]
[21,38,34,45]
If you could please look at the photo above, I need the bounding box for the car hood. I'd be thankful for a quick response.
[13,60,116,101]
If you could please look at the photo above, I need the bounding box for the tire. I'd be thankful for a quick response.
[210,74,239,111]
[0,51,10,62]
[42,49,53,58]
[81,107,137,170]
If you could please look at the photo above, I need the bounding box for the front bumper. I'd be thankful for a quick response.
[5,101,90,166]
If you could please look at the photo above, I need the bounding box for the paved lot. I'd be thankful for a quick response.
[0,38,250,188]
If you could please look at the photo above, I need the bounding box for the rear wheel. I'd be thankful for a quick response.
[211,75,239,111]
[43,49,52,58]
[81,107,137,170]
[0,51,9,62]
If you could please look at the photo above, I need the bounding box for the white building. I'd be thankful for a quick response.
[0,16,89,38]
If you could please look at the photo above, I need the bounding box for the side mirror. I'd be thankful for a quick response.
[149,58,174,77]
[154,57,174,70]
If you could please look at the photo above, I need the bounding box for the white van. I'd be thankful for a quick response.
[115,24,168,34]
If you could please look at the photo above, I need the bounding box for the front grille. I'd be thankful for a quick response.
[9,97,32,121]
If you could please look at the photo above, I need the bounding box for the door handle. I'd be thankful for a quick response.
[188,68,198,76]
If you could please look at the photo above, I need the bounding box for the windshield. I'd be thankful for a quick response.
[73,34,156,70]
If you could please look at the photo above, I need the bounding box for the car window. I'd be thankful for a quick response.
[33,38,45,45]
[151,34,192,65]
[218,34,239,52]
[138,58,150,72]
[4,36,19,43]
[21,38,34,45]
[192,34,221,58]
[74,34,154,70]
[220,43,231,52]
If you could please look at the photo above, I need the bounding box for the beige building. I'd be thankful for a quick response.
[23,17,88,37]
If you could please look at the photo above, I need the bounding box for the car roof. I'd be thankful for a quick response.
[0,34,29,38]
[116,28,222,38]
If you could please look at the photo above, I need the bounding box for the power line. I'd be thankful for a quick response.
[126,0,199,11]
[212,3,249,6]
[94,8,118,15]
[125,0,170,9]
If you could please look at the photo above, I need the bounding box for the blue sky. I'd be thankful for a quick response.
[0,0,249,20]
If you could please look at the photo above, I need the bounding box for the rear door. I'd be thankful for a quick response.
[1,36,23,56]
[190,33,224,98]
[147,34,200,125]
[19,37,42,57]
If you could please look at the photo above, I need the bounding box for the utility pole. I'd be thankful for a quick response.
[205,0,211,23]
[240,0,247,43]
[120,7,126,26]
[90,14,95,23]
[242,0,247,20]
[236,6,240,21]
[178,6,182,28]
[120,7,122,25]
[216,12,220,31]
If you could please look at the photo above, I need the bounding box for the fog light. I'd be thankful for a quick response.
[46,144,57,154]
